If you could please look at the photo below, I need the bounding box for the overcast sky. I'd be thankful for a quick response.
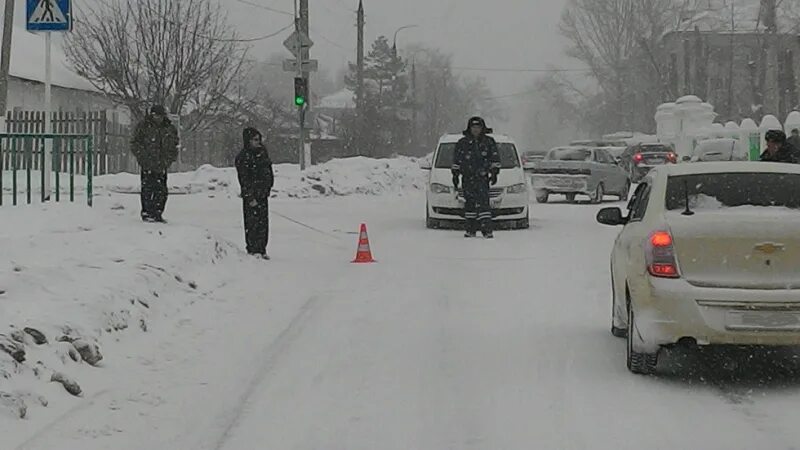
[226,0,570,89]
[224,0,573,141]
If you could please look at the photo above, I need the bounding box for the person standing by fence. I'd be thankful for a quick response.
[131,105,179,223]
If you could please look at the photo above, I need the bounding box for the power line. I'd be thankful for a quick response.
[447,66,592,73]
[85,0,294,43]
[235,0,294,16]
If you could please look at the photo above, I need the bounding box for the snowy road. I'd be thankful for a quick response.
[10,193,800,450]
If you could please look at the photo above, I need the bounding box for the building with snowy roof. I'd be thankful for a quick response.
[1,21,128,123]
[661,0,800,122]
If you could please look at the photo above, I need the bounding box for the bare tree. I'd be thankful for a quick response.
[65,0,248,130]
[559,0,679,130]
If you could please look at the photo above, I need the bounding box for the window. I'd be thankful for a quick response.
[665,172,800,211]
[628,183,651,221]
[547,148,592,161]
[596,150,614,164]
[434,143,520,169]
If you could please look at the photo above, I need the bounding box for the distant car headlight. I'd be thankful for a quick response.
[506,183,528,194]
[430,183,452,194]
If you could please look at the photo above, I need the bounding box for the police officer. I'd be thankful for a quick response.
[451,117,501,238]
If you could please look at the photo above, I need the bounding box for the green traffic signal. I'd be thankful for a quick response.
[294,77,307,107]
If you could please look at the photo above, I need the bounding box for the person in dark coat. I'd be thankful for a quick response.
[761,129,800,163]
[235,127,274,259]
[788,128,800,151]
[131,105,179,222]
[451,116,501,238]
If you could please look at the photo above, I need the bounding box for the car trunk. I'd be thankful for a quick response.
[532,160,590,175]
[637,151,670,166]
[667,211,800,289]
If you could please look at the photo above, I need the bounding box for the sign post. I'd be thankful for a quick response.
[283,29,317,171]
[26,0,72,201]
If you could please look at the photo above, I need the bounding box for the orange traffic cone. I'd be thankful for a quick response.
[352,223,376,263]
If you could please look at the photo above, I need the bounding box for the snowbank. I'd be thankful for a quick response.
[3,156,427,202]
[0,199,242,419]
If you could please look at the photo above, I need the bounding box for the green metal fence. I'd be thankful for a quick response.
[0,133,94,207]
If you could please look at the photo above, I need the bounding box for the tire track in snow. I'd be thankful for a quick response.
[210,292,322,450]
[14,390,112,450]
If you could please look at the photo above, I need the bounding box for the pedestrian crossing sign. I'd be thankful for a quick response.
[27,0,72,32]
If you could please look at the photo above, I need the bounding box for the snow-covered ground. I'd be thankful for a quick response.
[3,159,800,449]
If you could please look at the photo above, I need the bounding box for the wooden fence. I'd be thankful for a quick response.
[1,110,132,175]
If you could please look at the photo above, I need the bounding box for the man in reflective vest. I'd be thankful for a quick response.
[451,116,501,238]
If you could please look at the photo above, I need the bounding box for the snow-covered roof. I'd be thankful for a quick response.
[439,133,516,144]
[318,88,355,110]
[1,19,96,92]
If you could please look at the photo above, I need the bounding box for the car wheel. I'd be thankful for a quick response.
[425,205,439,229]
[535,191,549,203]
[591,183,605,204]
[565,193,577,203]
[626,299,659,375]
[618,181,631,202]
[611,268,627,338]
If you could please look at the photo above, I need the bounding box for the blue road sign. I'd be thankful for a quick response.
[27,0,72,32]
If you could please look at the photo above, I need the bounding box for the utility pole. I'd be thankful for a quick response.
[356,0,365,156]
[0,0,15,128]
[299,0,310,170]
[410,58,417,153]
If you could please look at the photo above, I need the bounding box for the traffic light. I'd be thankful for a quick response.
[294,77,307,107]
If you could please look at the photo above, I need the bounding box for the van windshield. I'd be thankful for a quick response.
[434,143,520,169]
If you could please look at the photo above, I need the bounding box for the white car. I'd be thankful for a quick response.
[597,162,800,375]
[421,134,530,230]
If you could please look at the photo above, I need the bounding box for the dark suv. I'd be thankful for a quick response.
[620,143,677,182]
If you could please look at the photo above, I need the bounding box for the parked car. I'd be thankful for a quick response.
[521,150,546,171]
[570,139,628,148]
[597,162,800,375]
[619,143,677,183]
[604,146,627,162]
[421,134,530,230]
[690,138,746,162]
[531,146,630,204]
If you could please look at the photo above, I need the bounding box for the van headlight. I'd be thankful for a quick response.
[506,183,527,194]
[430,183,452,194]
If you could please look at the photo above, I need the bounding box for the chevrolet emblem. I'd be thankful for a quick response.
[754,243,785,255]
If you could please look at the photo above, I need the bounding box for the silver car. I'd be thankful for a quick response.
[532,147,631,204]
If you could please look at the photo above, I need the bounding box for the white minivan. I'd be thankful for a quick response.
[421,134,530,230]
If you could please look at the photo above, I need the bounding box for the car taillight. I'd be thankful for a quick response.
[646,231,680,278]
[667,152,677,163]
[633,153,644,164]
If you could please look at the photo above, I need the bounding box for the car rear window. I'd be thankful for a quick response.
[546,148,592,161]
[434,143,520,169]
[638,145,672,153]
[665,172,800,211]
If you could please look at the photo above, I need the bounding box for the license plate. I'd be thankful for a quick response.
[645,158,664,165]
[726,311,800,331]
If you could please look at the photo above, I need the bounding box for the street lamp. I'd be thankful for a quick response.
[392,24,419,55]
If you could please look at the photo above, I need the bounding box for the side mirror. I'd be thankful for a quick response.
[596,207,626,226]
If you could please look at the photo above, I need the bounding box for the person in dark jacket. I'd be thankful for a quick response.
[788,128,800,151]
[761,129,800,163]
[235,127,274,259]
[451,116,501,238]
[131,105,179,222]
